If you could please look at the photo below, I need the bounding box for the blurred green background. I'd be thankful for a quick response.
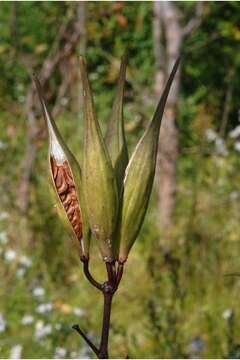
[1,1,240,358]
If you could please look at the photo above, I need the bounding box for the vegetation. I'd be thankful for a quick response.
[1,2,240,358]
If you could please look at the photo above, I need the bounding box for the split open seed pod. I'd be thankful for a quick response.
[118,58,180,263]
[105,54,129,191]
[80,57,119,262]
[33,75,91,260]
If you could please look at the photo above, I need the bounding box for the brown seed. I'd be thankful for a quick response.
[74,224,82,237]
[51,157,58,180]
[68,213,74,221]
[72,215,78,226]
[60,193,67,201]
[58,180,68,194]
[67,206,75,216]
[62,193,72,206]
[55,167,64,188]
[74,224,80,232]
[63,202,68,210]
[71,193,77,201]
[63,164,74,186]
[50,156,83,239]
[53,165,58,180]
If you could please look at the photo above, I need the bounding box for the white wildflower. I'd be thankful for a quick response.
[10,344,22,359]
[54,347,67,359]
[35,320,52,340]
[229,191,239,200]
[229,125,240,139]
[0,232,8,244]
[16,268,26,278]
[215,138,228,156]
[72,307,84,317]
[234,141,240,151]
[32,287,45,298]
[16,83,24,92]
[18,96,25,103]
[35,303,53,314]
[222,308,232,320]
[21,314,34,325]
[4,249,16,262]
[0,314,6,333]
[19,255,32,268]
[60,97,68,106]
[55,323,62,331]
[78,345,91,359]
[71,348,89,359]
[0,212,8,220]
[205,128,218,142]
[0,141,7,149]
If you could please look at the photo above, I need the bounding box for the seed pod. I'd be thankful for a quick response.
[33,75,91,259]
[80,57,119,262]
[118,58,180,263]
[105,54,129,191]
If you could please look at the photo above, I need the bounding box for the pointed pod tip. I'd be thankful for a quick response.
[32,74,46,110]
[32,73,38,84]
[174,56,181,71]
[32,73,42,95]
[32,72,40,84]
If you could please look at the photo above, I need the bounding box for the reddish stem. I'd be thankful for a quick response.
[73,258,124,359]
[82,258,102,291]
[99,290,113,358]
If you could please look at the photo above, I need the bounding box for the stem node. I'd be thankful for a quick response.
[75,259,125,358]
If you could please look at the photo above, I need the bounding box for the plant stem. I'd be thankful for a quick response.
[72,324,99,357]
[82,257,103,290]
[99,291,113,359]
[116,262,124,286]
[73,259,124,359]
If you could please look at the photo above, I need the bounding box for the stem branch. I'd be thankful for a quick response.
[81,258,103,290]
[116,263,124,287]
[73,259,125,358]
[72,324,100,357]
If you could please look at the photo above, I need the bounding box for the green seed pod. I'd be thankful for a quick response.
[118,58,180,263]
[105,54,129,191]
[33,75,91,259]
[80,57,119,262]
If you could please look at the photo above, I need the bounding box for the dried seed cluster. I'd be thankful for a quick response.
[51,157,82,238]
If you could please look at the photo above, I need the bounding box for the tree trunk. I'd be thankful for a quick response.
[70,1,87,113]
[153,1,203,231]
[153,2,182,231]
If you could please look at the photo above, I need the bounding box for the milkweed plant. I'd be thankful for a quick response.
[33,55,180,359]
